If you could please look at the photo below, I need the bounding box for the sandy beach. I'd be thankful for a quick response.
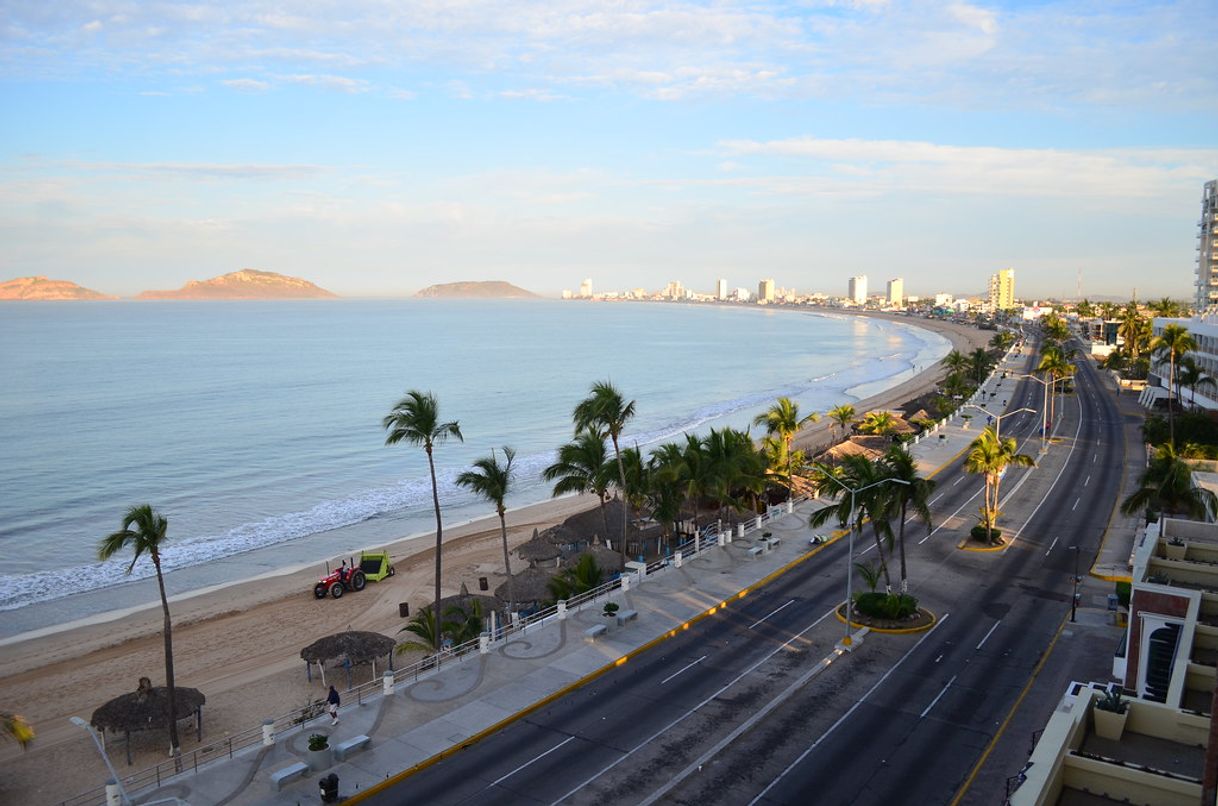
[0,312,990,804]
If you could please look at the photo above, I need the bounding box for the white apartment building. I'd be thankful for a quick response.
[1194,180,1218,311]
[579,278,592,298]
[758,278,775,303]
[934,293,953,307]
[848,275,867,305]
[1146,314,1218,412]
[716,278,727,300]
[886,277,904,307]
[734,287,751,302]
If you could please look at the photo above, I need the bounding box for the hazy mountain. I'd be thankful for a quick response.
[0,276,117,301]
[136,269,337,300]
[414,280,540,299]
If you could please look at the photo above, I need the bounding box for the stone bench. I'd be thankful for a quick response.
[616,609,638,626]
[584,624,607,641]
[270,761,309,791]
[763,536,781,549]
[334,734,371,761]
[746,546,764,559]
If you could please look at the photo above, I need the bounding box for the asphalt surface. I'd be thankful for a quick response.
[362,341,1126,806]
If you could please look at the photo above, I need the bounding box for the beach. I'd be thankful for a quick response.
[0,312,990,804]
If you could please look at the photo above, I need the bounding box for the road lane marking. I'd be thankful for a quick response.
[748,600,795,630]
[1084,474,1091,487]
[744,614,952,806]
[1072,498,1080,511]
[660,655,708,685]
[976,621,1001,650]
[920,675,958,718]
[930,493,945,505]
[492,736,576,787]
[1046,536,1058,556]
[1010,391,1085,545]
[550,605,840,805]
[953,477,963,487]
[1093,453,1097,463]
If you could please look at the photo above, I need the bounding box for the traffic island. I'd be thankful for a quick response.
[834,601,937,634]
[958,525,1010,552]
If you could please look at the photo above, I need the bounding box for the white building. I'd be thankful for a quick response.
[988,268,1015,310]
[848,275,868,305]
[886,277,904,307]
[934,293,954,307]
[734,287,751,302]
[664,280,685,300]
[1145,314,1218,412]
[716,278,727,300]
[758,278,775,303]
[1195,180,1218,311]
[561,289,572,300]
[579,278,592,298]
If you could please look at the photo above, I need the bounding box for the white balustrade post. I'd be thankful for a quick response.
[675,551,683,568]
[383,671,394,695]
[105,782,122,806]
[718,533,726,547]
[479,634,490,654]
[736,523,745,538]
[787,500,794,514]
[261,719,275,746]
[621,574,631,593]
[755,515,764,530]
[557,600,568,620]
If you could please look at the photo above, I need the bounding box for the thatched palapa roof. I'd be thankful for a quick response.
[437,582,499,616]
[516,536,561,563]
[576,535,624,573]
[91,682,205,735]
[300,630,396,665]
[494,565,556,605]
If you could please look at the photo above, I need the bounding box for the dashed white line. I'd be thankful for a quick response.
[493,736,577,786]
[930,493,945,505]
[1046,536,1059,556]
[953,477,964,487]
[976,621,1001,650]
[660,655,708,685]
[1072,498,1081,511]
[1084,474,1091,487]
[748,600,796,630]
[920,675,958,719]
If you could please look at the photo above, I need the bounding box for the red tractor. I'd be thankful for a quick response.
[313,563,366,599]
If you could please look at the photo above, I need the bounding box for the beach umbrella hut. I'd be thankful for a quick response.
[90,678,206,765]
[494,566,557,611]
[576,535,624,573]
[436,582,500,618]
[300,630,396,688]
[515,535,562,568]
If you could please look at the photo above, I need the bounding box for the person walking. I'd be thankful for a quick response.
[326,685,340,725]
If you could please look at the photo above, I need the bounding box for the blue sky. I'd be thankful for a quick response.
[2,1,1215,299]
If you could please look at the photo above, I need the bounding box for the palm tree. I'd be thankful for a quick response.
[1098,301,1120,320]
[1038,345,1076,429]
[883,446,935,593]
[964,427,1035,543]
[383,390,463,651]
[1177,357,1218,410]
[809,457,897,591]
[456,447,516,615]
[969,348,994,384]
[3,711,33,749]
[753,397,819,501]
[548,554,604,601]
[858,410,897,436]
[1076,299,1095,318]
[827,404,856,442]
[573,382,636,563]
[1118,306,1150,361]
[1149,297,1183,318]
[1151,324,1197,445]
[990,331,1016,351]
[1121,443,1218,521]
[703,427,767,520]
[99,505,182,761]
[942,350,969,375]
[544,430,613,538]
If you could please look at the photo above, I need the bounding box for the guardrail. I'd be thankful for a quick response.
[59,501,810,805]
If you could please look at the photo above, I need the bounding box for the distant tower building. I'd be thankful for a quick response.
[934,292,954,307]
[848,275,868,305]
[716,278,728,301]
[664,280,685,300]
[579,278,593,298]
[561,289,573,300]
[758,278,775,303]
[886,277,904,307]
[1195,180,1218,311]
[988,268,1015,311]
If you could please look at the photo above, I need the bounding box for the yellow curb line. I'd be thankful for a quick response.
[949,611,1069,806]
[346,532,838,803]
[833,603,937,634]
[957,538,1009,553]
[1090,571,1132,583]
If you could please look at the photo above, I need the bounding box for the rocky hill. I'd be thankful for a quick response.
[137,269,337,300]
[0,276,117,301]
[414,280,540,299]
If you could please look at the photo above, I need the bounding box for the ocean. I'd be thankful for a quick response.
[0,300,948,637]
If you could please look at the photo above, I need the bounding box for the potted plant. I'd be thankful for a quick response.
[306,733,333,771]
[603,602,620,620]
[1093,687,1129,740]
[961,414,972,430]
[1165,536,1187,561]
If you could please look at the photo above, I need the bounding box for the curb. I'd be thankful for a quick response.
[833,603,938,634]
[957,538,1009,553]
[345,530,839,803]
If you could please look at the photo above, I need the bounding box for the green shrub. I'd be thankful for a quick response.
[1115,581,1131,609]
[854,592,919,620]
[308,733,329,751]
[971,524,1002,544]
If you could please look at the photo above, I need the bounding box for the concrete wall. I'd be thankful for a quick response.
[1061,754,1202,806]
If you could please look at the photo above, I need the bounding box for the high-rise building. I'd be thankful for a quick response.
[716,278,728,300]
[886,277,904,306]
[664,280,685,300]
[579,278,592,298]
[758,278,775,303]
[848,275,868,305]
[988,268,1015,310]
[1195,180,1218,311]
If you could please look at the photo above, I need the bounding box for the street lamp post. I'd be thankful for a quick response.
[1071,545,1081,623]
[964,404,1037,441]
[815,473,910,646]
[1015,373,1067,450]
[70,716,132,806]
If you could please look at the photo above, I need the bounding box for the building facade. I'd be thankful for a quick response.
[1146,314,1218,412]
[579,278,592,298]
[848,275,867,305]
[1195,180,1218,312]
[988,268,1015,310]
[757,278,775,303]
[716,278,727,300]
[886,277,904,307]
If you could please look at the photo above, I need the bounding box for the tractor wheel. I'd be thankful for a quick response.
[314,583,327,600]
[330,582,344,599]
[388,566,395,577]
[351,570,366,592]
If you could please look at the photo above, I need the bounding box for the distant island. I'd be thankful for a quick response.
[414,281,540,300]
[137,269,337,300]
[0,276,117,301]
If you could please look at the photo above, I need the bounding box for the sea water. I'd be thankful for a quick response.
[0,300,948,636]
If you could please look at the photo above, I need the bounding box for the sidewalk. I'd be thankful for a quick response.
[121,346,1027,806]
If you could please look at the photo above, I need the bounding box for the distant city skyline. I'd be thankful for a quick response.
[2,2,1215,300]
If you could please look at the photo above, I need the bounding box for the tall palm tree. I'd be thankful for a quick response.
[809,457,897,590]
[1038,345,1076,429]
[964,427,1035,543]
[456,447,516,615]
[1149,297,1183,318]
[753,397,819,501]
[1121,443,1218,521]
[1076,299,1095,318]
[827,404,856,442]
[1040,313,1070,345]
[573,382,636,562]
[858,410,897,436]
[1118,305,1150,361]
[1177,356,1217,410]
[1151,324,1197,445]
[703,427,767,519]
[1098,301,1120,320]
[543,430,613,538]
[942,350,969,375]
[883,446,935,593]
[969,347,994,384]
[99,505,182,760]
[383,390,463,651]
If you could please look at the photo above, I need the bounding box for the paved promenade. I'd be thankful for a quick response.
[123,342,1116,806]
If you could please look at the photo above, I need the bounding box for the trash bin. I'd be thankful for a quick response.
[479,576,489,591]
[319,772,339,803]
[398,602,410,618]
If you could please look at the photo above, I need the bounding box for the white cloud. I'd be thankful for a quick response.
[281,74,368,93]
[222,78,270,92]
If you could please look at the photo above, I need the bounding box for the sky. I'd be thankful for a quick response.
[1,1,1216,300]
